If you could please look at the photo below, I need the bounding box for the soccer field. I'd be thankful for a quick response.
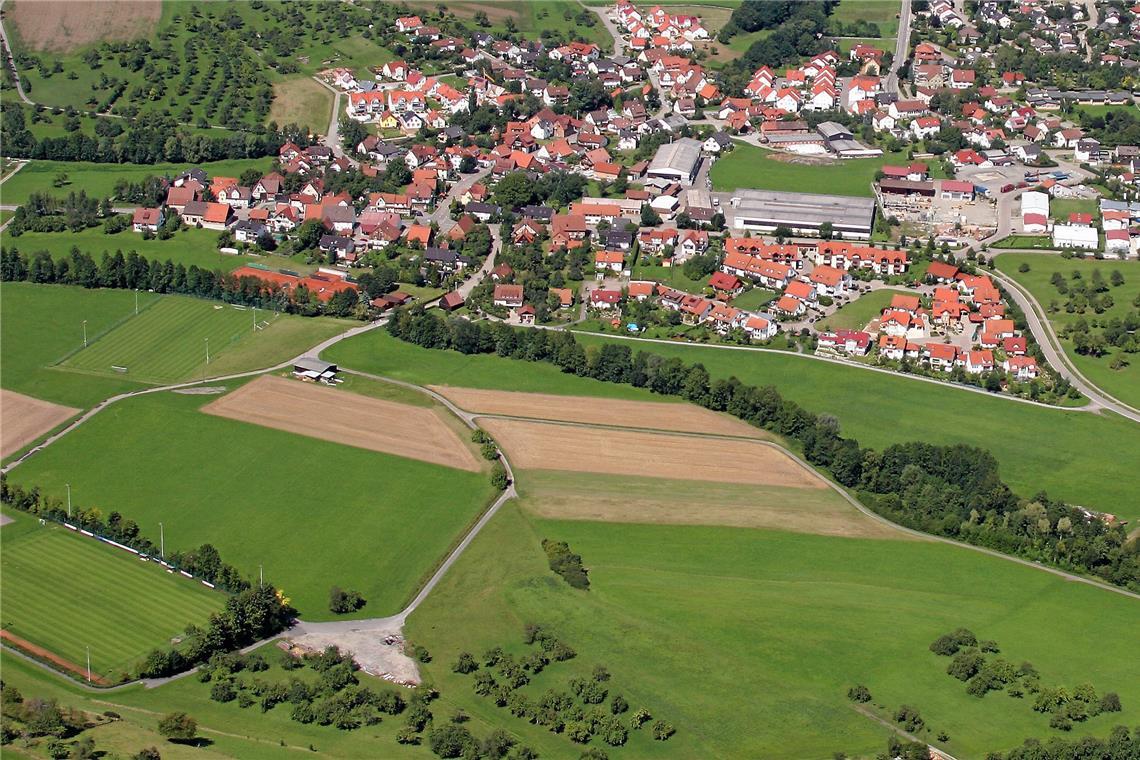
[60,296,337,385]
[0,512,223,681]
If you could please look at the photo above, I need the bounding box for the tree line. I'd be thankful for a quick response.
[386,308,1140,592]
[0,248,369,319]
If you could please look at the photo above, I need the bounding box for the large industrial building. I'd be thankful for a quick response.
[646,138,703,187]
[727,189,876,239]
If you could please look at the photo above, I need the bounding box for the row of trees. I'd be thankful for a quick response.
[0,248,369,320]
[385,309,1140,592]
[0,477,247,594]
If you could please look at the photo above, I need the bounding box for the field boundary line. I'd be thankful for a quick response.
[50,293,163,367]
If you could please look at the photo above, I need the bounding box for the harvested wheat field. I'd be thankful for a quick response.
[431,386,766,438]
[480,418,824,488]
[7,0,161,53]
[520,471,903,539]
[0,390,77,458]
[203,375,480,471]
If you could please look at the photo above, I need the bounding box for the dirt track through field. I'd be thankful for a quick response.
[431,386,767,438]
[7,0,161,53]
[0,390,78,458]
[1,630,109,685]
[480,418,826,488]
[203,375,480,471]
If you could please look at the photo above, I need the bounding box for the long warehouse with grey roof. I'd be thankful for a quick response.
[727,189,876,239]
[646,137,703,186]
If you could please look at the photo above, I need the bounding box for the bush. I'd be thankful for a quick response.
[1099,692,1122,712]
[947,650,984,681]
[542,539,589,589]
[847,684,872,703]
[480,442,500,460]
[651,720,675,741]
[452,652,478,674]
[491,463,509,490]
[157,712,197,741]
[427,724,475,758]
[328,586,366,614]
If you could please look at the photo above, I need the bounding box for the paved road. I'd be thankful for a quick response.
[886,0,913,95]
[579,0,623,58]
[0,11,32,105]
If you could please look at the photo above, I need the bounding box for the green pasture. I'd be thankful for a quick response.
[59,296,346,385]
[711,144,909,197]
[0,283,149,407]
[404,502,1140,758]
[4,226,265,273]
[817,287,913,331]
[629,263,709,293]
[8,388,496,620]
[0,510,224,680]
[831,0,901,36]
[0,159,273,208]
[325,330,1140,519]
[996,253,1140,411]
[728,286,778,310]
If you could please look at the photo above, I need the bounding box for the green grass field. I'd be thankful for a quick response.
[4,226,268,273]
[629,263,710,293]
[403,502,1140,758]
[996,253,1140,411]
[992,235,1059,250]
[1,283,150,407]
[1,284,350,409]
[1048,199,1100,223]
[0,159,273,208]
[818,288,912,331]
[711,144,908,197]
[831,0,901,36]
[325,331,1140,520]
[728,286,778,311]
[0,510,224,680]
[268,76,334,135]
[8,388,495,619]
[59,296,345,385]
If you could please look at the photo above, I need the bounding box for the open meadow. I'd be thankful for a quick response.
[4,226,273,274]
[817,288,914,331]
[0,283,150,407]
[996,253,1140,411]
[58,296,348,385]
[325,330,1140,521]
[0,159,273,208]
[268,76,335,135]
[0,510,223,681]
[7,385,495,619]
[711,144,909,197]
[403,501,1140,759]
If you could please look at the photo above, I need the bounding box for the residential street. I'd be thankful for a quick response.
[886,0,913,95]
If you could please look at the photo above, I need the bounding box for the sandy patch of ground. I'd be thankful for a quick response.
[520,472,904,539]
[7,0,161,53]
[285,627,420,686]
[431,386,766,439]
[480,418,826,488]
[0,514,13,527]
[202,375,480,471]
[172,386,227,395]
[0,389,78,458]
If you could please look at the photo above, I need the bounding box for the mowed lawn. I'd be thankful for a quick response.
[1,283,149,407]
[268,76,334,135]
[0,158,274,207]
[0,512,223,680]
[711,144,907,197]
[326,331,1140,520]
[4,226,267,273]
[60,296,348,385]
[831,0,901,36]
[9,389,496,619]
[406,503,1140,759]
[818,287,913,331]
[997,253,1140,410]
